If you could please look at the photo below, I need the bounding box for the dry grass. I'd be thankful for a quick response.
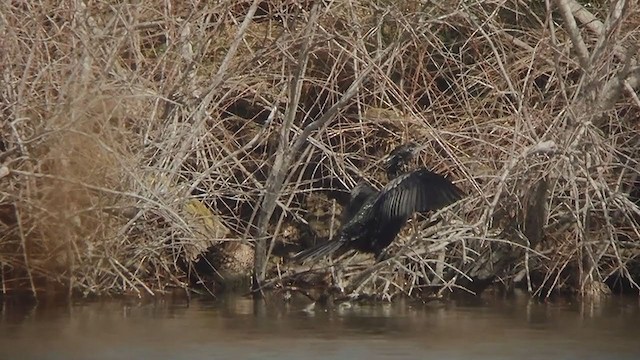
[1,0,640,300]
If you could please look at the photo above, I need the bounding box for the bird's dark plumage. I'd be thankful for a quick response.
[294,151,464,263]
[340,183,376,223]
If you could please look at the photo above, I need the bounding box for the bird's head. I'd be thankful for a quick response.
[383,141,423,179]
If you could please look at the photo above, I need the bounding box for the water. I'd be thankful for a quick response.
[1,293,639,359]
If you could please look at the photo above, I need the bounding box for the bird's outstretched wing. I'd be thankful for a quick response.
[374,168,464,223]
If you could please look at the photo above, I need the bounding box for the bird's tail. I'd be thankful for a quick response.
[292,239,344,263]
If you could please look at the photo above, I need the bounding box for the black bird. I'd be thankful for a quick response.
[294,143,464,262]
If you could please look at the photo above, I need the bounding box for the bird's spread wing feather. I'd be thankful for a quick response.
[374,169,464,222]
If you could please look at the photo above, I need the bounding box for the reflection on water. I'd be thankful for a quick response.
[1,293,639,360]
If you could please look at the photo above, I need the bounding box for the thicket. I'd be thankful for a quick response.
[1,0,639,300]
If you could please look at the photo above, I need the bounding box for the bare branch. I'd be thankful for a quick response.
[555,0,591,70]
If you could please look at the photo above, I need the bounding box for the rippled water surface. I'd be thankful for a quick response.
[1,293,639,360]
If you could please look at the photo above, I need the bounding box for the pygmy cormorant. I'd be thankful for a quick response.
[294,142,464,262]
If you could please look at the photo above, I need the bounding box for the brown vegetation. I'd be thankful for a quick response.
[1,0,640,301]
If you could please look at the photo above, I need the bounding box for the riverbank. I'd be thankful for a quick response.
[1,1,640,300]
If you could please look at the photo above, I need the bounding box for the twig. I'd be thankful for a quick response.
[15,206,37,299]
